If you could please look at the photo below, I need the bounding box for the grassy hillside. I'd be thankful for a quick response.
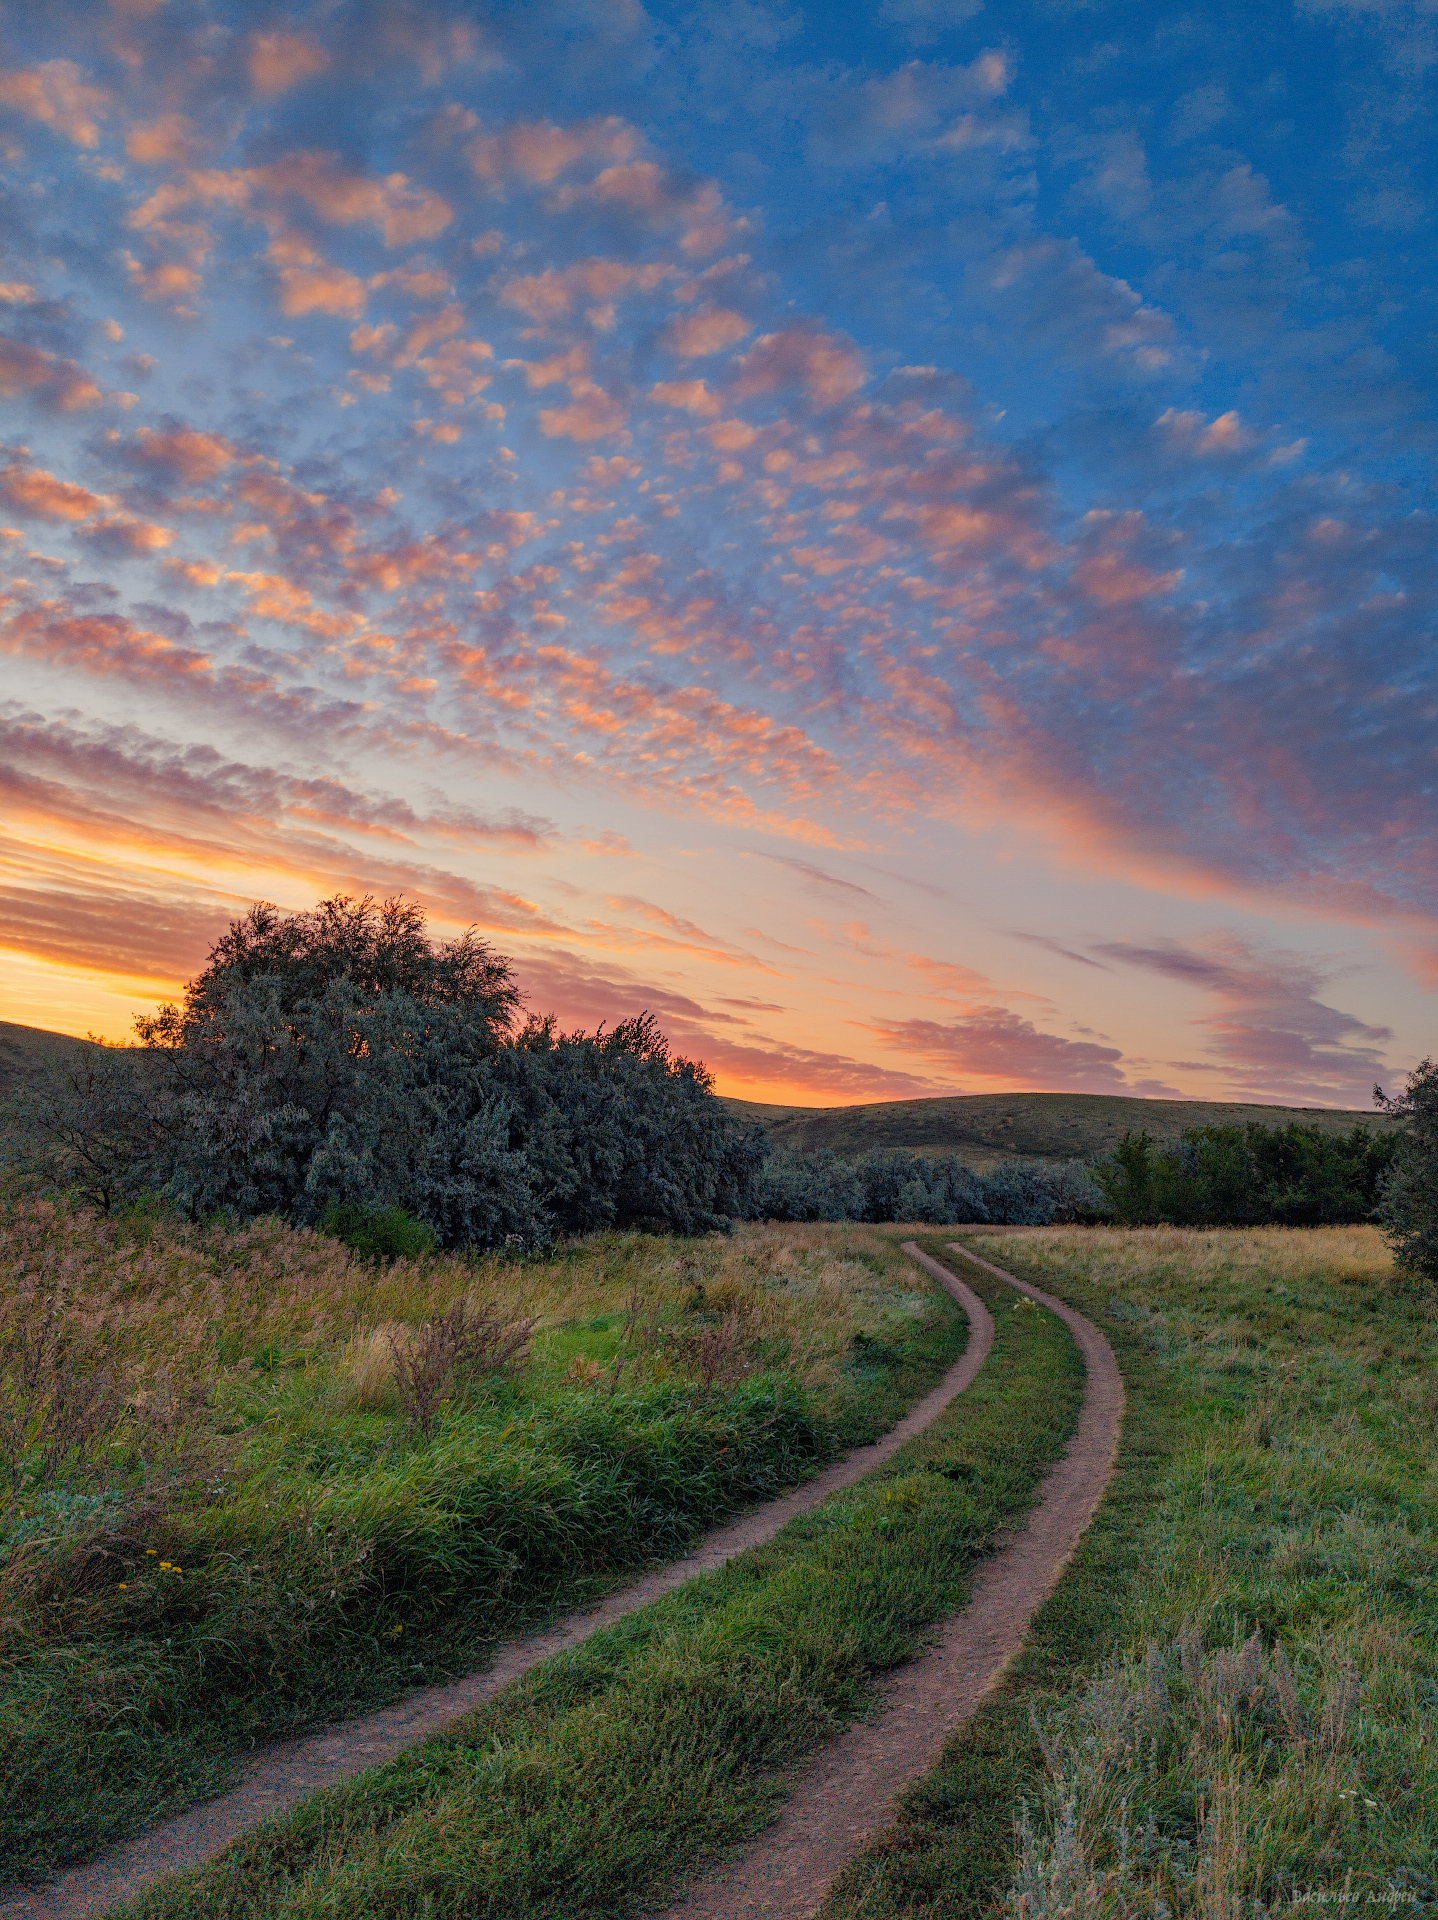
[720,1089,1399,1167]
[0,1020,90,1098]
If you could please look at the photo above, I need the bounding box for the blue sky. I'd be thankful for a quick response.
[0,0,1433,1106]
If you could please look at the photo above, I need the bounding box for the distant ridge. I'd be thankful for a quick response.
[0,1020,95,1096]
[718,1089,1399,1169]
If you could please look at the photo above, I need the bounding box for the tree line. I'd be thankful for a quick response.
[6,895,1434,1283]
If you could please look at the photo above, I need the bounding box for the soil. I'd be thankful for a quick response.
[650,1237,1125,1920]
[1,1255,996,1920]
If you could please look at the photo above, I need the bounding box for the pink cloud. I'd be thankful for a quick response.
[867,1007,1129,1092]
[731,328,866,408]
[0,336,102,412]
[663,306,751,357]
[466,115,637,186]
[247,32,331,96]
[1094,934,1392,1104]
[0,61,106,147]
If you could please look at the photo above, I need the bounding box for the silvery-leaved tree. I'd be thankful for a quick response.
[1375,1059,1438,1289]
[11,894,768,1247]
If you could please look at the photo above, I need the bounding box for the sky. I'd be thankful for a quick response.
[0,0,1434,1110]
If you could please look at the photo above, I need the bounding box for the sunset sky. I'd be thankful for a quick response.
[1,0,1433,1108]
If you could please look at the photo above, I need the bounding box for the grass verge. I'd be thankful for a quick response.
[825,1225,1438,1918]
[111,1256,1083,1920]
[0,1214,961,1888]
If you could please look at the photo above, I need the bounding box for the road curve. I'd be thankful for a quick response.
[1,1257,995,1920]
[655,1237,1125,1920]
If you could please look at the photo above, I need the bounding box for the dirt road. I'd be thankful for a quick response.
[653,1239,1124,1920]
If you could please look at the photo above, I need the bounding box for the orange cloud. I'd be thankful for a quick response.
[650,378,722,417]
[125,114,203,165]
[267,231,367,318]
[259,151,451,246]
[663,305,750,357]
[1155,407,1254,455]
[465,115,636,185]
[0,463,113,522]
[122,254,203,308]
[0,336,102,411]
[0,61,106,147]
[499,258,675,326]
[732,328,866,408]
[247,32,331,96]
[539,388,629,442]
[132,427,236,485]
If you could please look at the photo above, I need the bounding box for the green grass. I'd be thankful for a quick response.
[824,1225,1438,1918]
[721,1091,1398,1168]
[0,1213,962,1889]
[110,1257,1084,1920]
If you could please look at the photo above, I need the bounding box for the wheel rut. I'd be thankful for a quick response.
[652,1238,1125,1920]
[1,1256,995,1920]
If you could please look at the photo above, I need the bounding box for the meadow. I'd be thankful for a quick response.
[832,1226,1438,1916]
[0,1202,965,1886]
[3,1208,1434,1917]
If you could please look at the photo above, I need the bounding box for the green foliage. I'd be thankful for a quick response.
[1093,1120,1396,1226]
[106,1266,1083,1920]
[754,1147,1107,1225]
[319,1202,438,1262]
[6,895,767,1248]
[1375,1058,1438,1289]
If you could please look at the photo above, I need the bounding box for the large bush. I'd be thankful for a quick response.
[1375,1059,1438,1288]
[9,896,765,1248]
[1093,1120,1397,1227]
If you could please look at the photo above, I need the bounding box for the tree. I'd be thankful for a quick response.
[1375,1060,1438,1289]
[5,895,768,1249]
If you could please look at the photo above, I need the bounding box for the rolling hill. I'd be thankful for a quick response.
[0,1020,93,1097]
[718,1089,1401,1168]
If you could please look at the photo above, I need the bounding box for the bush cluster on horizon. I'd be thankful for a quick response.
[1093,1119,1398,1230]
[753,1145,1106,1227]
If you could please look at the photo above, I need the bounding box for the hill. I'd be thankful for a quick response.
[0,1020,93,1097]
[718,1089,1400,1168]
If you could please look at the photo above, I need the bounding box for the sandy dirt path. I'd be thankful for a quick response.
[653,1238,1125,1920]
[1,1257,995,1920]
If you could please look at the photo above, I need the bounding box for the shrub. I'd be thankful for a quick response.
[1094,1121,1398,1227]
[384,1299,535,1435]
[319,1202,437,1263]
[1375,1059,1438,1289]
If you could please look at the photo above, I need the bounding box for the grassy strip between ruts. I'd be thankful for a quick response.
[113,1257,1082,1920]
[819,1229,1183,1918]
[825,1226,1438,1919]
